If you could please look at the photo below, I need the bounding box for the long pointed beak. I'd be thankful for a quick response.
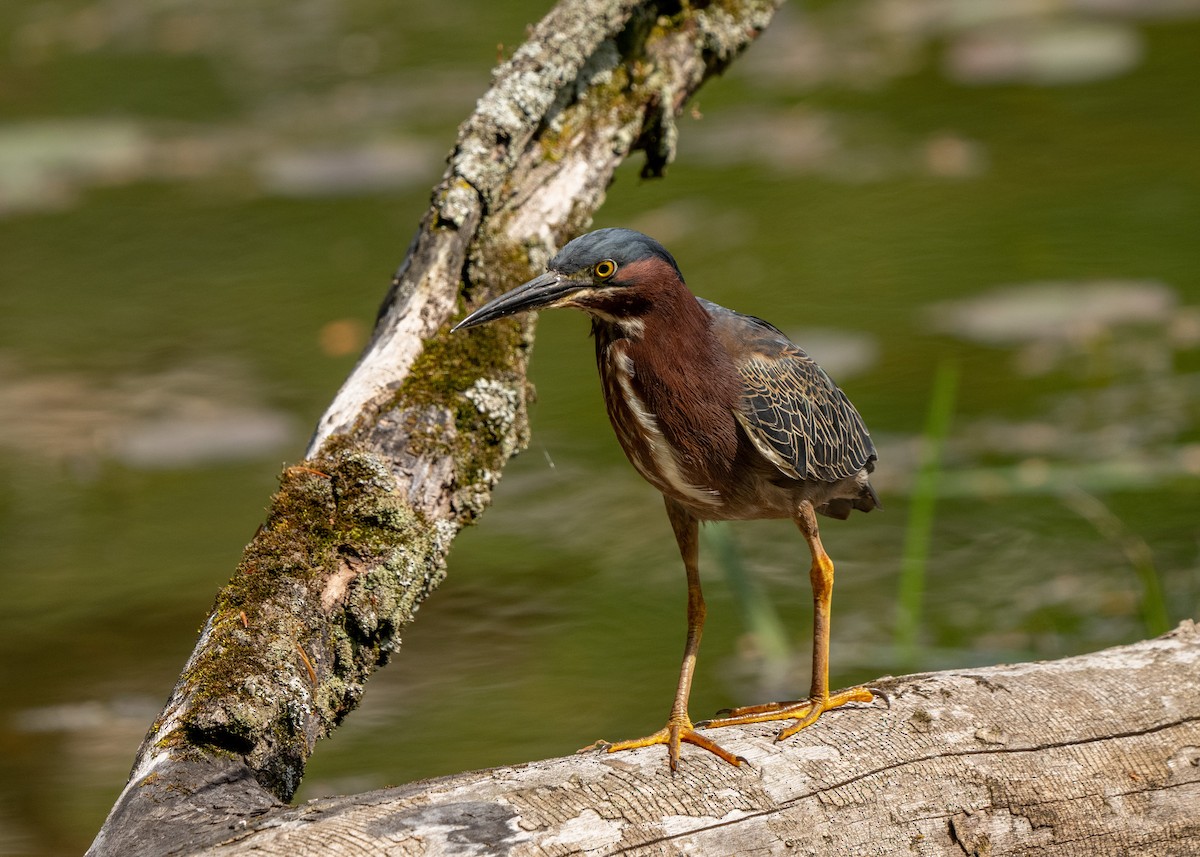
[452,271,578,331]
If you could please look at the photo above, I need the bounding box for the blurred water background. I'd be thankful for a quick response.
[1,1,1198,854]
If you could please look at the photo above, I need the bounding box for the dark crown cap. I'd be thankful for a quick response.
[550,228,684,281]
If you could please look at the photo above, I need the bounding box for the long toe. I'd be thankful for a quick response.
[710,699,805,719]
[698,686,876,739]
[698,699,818,730]
[583,719,744,770]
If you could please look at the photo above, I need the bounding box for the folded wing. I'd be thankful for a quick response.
[700,299,876,483]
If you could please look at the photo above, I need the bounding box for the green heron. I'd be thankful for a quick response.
[454,228,879,769]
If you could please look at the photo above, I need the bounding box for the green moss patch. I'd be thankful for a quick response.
[170,445,444,800]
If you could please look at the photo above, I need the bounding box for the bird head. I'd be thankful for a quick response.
[452,228,685,331]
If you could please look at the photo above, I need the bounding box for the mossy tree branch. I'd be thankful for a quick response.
[87,1,782,855]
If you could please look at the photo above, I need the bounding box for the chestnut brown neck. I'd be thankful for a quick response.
[589,258,744,490]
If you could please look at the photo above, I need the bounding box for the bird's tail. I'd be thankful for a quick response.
[820,481,881,519]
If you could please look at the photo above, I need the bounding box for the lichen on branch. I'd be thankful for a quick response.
[170,447,446,800]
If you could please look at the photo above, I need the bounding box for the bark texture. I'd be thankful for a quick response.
[189,623,1200,855]
[88,1,782,855]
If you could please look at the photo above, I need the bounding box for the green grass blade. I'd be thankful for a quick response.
[894,359,959,667]
[1060,487,1171,637]
[703,522,791,689]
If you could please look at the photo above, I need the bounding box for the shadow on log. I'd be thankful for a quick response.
[85,0,1200,855]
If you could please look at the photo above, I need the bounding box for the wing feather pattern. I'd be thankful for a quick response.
[700,298,876,484]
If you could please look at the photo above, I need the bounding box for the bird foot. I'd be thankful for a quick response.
[697,686,875,741]
[580,716,746,771]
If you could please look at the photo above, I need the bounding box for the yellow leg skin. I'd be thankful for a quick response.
[698,501,875,743]
[581,498,744,771]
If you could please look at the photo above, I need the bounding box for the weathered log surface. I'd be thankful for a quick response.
[192,621,1199,856]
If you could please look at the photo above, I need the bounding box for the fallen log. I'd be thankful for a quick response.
[206,622,1200,855]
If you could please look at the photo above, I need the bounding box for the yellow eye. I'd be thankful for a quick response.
[594,259,617,279]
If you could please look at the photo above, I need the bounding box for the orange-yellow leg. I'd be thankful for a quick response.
[582,498,744,770]
[699,501,873,741]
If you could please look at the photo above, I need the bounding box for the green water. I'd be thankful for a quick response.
[1,2,1198,854]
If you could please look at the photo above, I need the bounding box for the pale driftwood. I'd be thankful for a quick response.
[88,1,783,855]
[200,622,1200,855]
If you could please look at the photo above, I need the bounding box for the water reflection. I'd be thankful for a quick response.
[926,280,1200,497]
[927,279,1178,350]
[0,357,297,468]
[1,0,1198,855]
